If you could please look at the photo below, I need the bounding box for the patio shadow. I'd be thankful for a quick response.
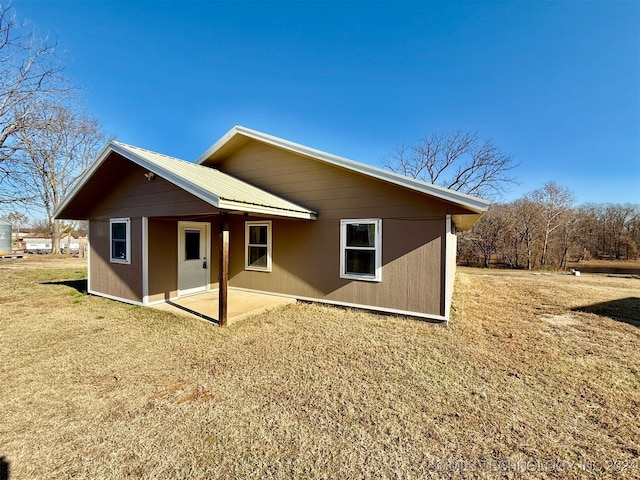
[166,301,219,325]
[571,297,640,328]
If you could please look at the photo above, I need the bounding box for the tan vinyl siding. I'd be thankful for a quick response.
[215,141,451,316]
[214,141,470,219]
[89,218,142,302]
[226,217,444,315]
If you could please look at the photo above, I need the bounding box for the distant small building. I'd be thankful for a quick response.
[21,234,82,254]
[60,235,81,254]
[24,236,52,254]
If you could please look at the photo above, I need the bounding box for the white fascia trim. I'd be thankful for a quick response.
[218,199,316,219]
[197,126,490,214]
[87,288,143,306]
[445,214,452,316]
[228,286,449,323]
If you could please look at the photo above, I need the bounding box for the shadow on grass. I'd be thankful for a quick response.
[166,301,219,325]
[571,297,640,328]
[0,456,9,480]
[41,279,88,295]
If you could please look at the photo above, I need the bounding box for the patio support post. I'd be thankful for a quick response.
[218,212,229,326]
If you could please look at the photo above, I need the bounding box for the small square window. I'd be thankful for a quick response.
[110,218,131,264]
[245,221,272,272]
[340,219,382,282]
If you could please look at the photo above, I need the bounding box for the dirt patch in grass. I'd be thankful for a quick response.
[1,261,639,478]
[539,313,581,326]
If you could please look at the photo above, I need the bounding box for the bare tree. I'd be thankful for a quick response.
[530,182,574,267]
[11,102,106,253]
[0,209,26,233]
[382,129,517,199]
[0,4,67,203]
[510,198,542,270]
[557,208,581,269]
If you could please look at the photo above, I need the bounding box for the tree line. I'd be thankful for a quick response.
[458,182,640,269]
[0,5,107,253]
[383,131,638,270]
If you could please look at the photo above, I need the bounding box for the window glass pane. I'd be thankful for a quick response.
[346,250,375,275]
[112,222,126,241]
[249,225,267,245]
[248,246,268,268]
[112,239,127,260]
[185,230,200,260]
[346,223,375,247]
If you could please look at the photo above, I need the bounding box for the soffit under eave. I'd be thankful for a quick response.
[451,213,483,231]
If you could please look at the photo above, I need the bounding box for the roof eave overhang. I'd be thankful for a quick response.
[218,199,316,220]
[196,126,491,215]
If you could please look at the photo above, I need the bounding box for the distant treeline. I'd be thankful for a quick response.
[458,182,639,269]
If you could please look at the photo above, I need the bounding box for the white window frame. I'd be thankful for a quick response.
[340,218,382,282]
[245,220,272,272]
[110,218,131,265]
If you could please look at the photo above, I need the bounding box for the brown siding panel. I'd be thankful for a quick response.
[147,219,178,303]
[89,218,142,303]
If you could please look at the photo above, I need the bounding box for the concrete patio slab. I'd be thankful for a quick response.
[151,289,296,325]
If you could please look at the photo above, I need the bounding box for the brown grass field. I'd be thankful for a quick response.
[1,257,639,479]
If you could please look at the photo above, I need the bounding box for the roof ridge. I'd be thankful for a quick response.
[113,141,188,162]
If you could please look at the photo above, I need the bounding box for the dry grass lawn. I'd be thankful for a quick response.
[1,257,639,479]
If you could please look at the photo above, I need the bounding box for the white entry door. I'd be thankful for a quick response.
[178,222,210,296]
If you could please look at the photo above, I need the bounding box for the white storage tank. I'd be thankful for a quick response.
[0,222,11,254]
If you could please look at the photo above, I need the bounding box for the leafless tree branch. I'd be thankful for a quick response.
[382,129,518,200]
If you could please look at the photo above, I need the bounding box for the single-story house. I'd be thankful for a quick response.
[55,126,489,324]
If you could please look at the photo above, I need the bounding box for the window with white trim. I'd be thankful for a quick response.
[245,221,272,272]
[110,218,131,264]
[340,218,382,282]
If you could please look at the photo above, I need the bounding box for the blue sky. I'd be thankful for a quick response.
[13,0,640,205]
